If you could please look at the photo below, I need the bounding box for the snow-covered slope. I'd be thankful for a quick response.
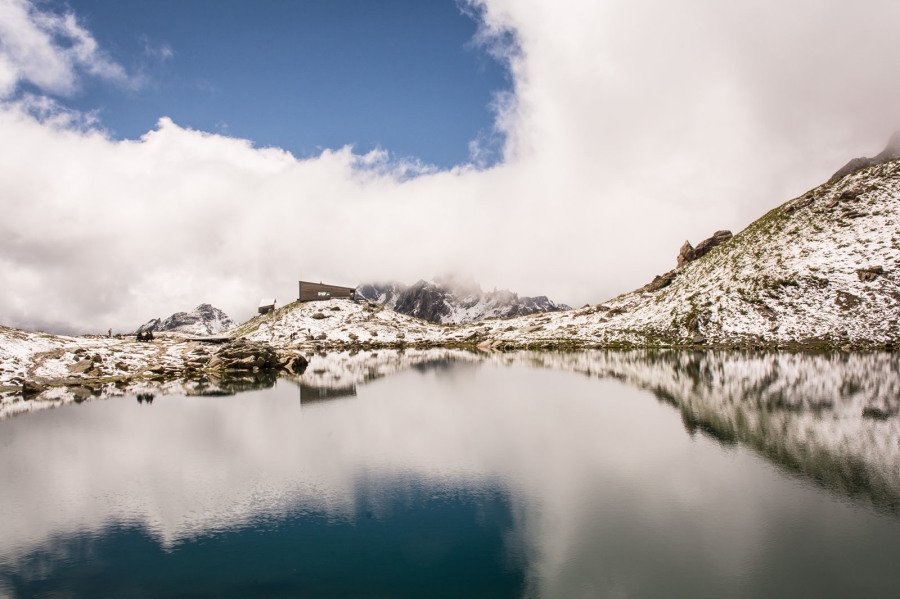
[588,158,900,346]
[234,298,445,346]
[138,303,234,335]
[356,278,569,324]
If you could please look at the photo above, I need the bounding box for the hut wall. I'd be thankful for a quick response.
[298,281,356,302]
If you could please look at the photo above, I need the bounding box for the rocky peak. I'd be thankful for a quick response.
[830,133,900,182]
[138,304,235,335]
[356,278,569,324]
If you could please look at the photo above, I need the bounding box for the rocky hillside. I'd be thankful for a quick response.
[356,278,569,324]
[138,303,234,336]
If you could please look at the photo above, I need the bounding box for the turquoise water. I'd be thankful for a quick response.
[2,352,900,597]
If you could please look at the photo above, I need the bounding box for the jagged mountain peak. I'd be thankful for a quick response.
[357,278,569,324]
[137,304,235,336]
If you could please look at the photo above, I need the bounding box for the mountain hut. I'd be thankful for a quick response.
[298,281,356,302]
[258,298,276,314]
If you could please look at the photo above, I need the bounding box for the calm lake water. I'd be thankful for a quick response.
[1,350,899,598]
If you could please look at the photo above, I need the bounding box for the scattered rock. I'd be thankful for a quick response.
[862,406,894,420]
[215,339,280,371]
[857,266,884,282]
[68,359,95,374]
[311,313,327,320]
[692,333,707,345]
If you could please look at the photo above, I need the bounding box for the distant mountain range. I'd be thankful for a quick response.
[138,303,234,335]
[356,277,570,324]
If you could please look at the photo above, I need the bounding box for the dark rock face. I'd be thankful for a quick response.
[641,271,678,293]
[677,230,733,268]
[393,281,454,323]
[138,303,235,335]
[830,133,900,182]
[357,278,570,324]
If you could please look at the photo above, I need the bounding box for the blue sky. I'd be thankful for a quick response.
[42,0,509,167]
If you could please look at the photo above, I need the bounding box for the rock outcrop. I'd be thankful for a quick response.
[830,132,900,182]
[207,339,308,376]
[640,230,732,293]
[676,230,733,268]
[138,304,235,336]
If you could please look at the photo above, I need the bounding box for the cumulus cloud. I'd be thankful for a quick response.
[3,0,900,333]
[0,0,130,98]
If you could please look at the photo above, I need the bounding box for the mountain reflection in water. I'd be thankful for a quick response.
[1,349,899,598]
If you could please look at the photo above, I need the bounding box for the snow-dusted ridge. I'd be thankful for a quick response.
[3,153,900,412]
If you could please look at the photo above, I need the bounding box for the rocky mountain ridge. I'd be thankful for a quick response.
[138,303,234,336]
[830,133,900,182]
[356,278,569,324]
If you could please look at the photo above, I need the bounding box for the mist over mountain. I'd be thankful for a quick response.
[830,133,900,182]
[137,304,234,336]
[356,276,569,324]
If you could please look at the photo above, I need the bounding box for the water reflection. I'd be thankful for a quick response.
[1,350,899,597]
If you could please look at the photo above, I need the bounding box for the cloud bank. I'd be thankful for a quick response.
[2,0,900,333]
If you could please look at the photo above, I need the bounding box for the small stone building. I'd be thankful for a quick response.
[258,298,276,314]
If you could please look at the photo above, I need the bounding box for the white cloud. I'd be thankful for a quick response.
[3,0,900,332]
[0,0,130,98]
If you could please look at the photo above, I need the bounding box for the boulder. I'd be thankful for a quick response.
[641,270,678,292]
[283,355,309,375]
[22,380,46,398]
[692,230,733,258]
[68,359,95,374]
[68,385,94,402]
[857,266,884,282]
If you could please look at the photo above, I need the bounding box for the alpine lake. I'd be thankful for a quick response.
[2,349,900,598]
